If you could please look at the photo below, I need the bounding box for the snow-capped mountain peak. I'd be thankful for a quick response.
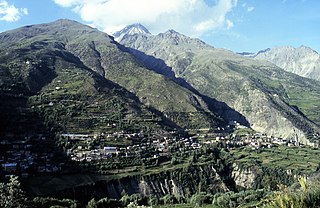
[113,23,151,42]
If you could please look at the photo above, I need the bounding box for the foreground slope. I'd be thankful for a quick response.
[0,19,226,134]
[117,27,320,143]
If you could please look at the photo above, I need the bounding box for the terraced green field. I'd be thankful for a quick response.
[231,146,320,173]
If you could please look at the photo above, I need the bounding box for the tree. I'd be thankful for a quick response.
[147,195,159,206]
[190,192,213,206]
[161,194,176,205]
[120,194,130,206]
[86,198,97,208]
[120,193,142,206]
[32,197,78,208]
[170,156,179,165]
[0,176,27,208]
[213,194,230,207]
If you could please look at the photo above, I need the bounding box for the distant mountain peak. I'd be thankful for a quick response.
[113,23,151,42]
[251,45,320,81]
[165,29,180,34]
[298,45,318,54]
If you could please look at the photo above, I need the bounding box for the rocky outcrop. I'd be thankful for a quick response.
[232,163,258,189]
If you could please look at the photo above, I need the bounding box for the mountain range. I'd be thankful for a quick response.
[114,23,320,144]
[0,20,319,144]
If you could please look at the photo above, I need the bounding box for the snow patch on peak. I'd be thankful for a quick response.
[113,23,151,42]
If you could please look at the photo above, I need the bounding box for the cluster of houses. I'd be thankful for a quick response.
[0,134,62,179]
[65,128,310,165]
[68,146,118,162]
[203,131,305,150]
[62,131,203,162]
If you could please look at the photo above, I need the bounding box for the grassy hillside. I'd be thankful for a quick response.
[62,21,223,129]
[0,19,226,136]
[231,146,320,174]
[0,36,163,135]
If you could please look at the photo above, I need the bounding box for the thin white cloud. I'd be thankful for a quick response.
[247,6,254,12]
[53,0,238,37]
[226,19,234,29]
[0,0,28,22]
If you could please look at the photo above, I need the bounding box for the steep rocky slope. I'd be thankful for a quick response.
[0,19,227,135]
[27,164,230,200]
[252,46,320,81]
[116,27,320,143]
[25,154,295,203]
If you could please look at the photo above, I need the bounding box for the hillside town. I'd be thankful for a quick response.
[1,123,317,179]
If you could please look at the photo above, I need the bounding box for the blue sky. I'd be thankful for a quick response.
[0,0,319,53]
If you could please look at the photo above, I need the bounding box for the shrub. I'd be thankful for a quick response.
[190,192,213,206]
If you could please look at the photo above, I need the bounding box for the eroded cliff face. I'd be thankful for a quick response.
[231,163,258,189]
[29,161,299,204]
[48,165,231,202]
[233,84,310,144]
[138,166,230,198]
